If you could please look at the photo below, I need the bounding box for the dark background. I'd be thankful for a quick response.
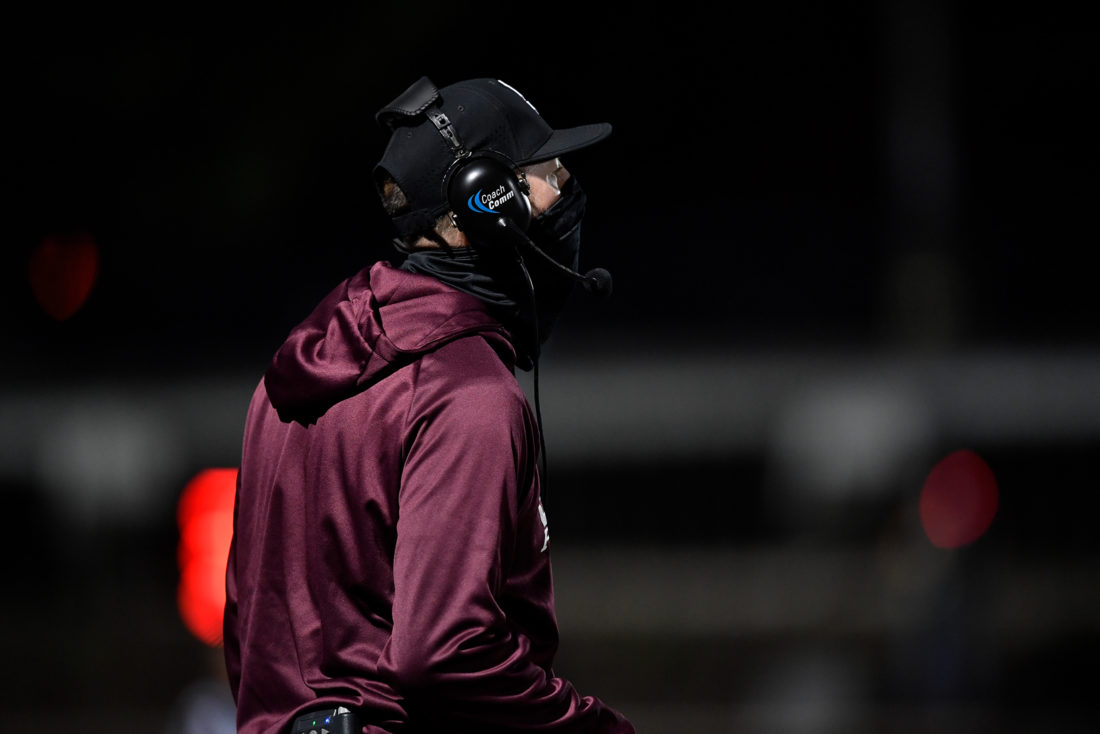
[2,2,1097,733]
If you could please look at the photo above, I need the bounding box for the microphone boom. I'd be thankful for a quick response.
[496,218,613,298]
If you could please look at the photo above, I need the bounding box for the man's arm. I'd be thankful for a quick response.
[378,349,633,732]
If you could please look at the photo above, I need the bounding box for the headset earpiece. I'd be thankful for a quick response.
[418,95,532,254]
[443,152,532,251]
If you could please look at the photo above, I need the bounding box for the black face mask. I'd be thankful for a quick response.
[526,175,587,275]
[399,176,587,365]
[522,175,587,342]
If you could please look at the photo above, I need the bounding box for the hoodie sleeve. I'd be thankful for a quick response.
[378,340,633,733]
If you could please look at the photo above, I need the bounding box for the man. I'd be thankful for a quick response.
[223,76,634,734]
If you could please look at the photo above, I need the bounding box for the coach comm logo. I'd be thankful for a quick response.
[467,185,514,215]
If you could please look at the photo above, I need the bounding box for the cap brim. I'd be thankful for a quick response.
[518,122,612,165]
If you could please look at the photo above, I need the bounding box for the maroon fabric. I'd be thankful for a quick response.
[224,261,633,733]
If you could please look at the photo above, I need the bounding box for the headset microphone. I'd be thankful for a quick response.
[494,217,613,298]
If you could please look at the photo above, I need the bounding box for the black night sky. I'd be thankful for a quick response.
[7,3,1097,381]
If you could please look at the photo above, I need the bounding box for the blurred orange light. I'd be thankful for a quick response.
[919,449,998,549]
[177,467,238,647]
[28,232,99,320]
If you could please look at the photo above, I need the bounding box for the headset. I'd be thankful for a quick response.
[442,119,616,294]
[434,104,612,297]
[377,76,611,296]
[431,106,534,252]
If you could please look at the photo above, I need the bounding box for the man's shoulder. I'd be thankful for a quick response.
[418,331,519,382]
[413,333,528,412]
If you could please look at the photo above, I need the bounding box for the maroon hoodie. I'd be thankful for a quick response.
[224,261,633,734]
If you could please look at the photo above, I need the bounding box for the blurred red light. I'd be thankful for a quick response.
[177,468,238,647]
[919,449,998,549]
[28,232,99,320]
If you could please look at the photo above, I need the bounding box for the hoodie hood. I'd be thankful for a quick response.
[264,261,515,424]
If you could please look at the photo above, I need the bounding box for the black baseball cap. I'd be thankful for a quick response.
[373,77,611,237]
